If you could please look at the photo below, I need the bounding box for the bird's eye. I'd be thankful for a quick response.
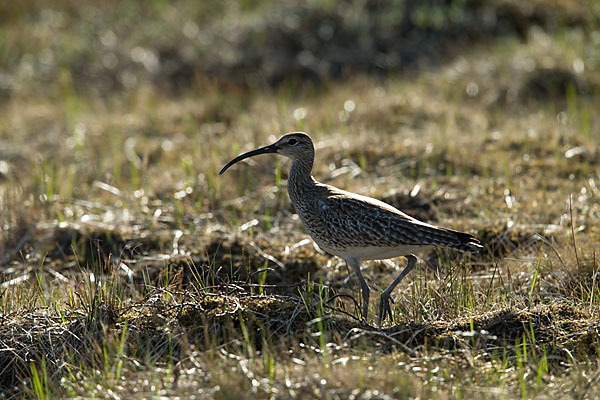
[288,138,298,146]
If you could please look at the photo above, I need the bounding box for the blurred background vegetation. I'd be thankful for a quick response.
[1,0,598,208]
[1,0,597,93]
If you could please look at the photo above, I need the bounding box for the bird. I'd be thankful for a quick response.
[219,132,482,324]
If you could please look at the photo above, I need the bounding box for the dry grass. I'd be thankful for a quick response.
[1,0,600,398]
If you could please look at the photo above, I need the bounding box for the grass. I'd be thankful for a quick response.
[1,0,600,398]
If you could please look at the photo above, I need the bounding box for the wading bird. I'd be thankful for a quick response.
[220,132,481,324]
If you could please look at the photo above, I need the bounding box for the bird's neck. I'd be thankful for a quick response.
[287,154,316,206]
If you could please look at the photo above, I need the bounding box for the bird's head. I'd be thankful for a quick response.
[219,132,314,174]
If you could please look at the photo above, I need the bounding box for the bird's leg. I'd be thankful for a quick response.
[378,254,418,326]
[346,257,370,321]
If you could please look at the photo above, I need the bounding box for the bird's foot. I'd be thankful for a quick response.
[377,293,395,327]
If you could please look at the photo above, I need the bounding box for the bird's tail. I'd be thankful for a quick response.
[446,228,483,253]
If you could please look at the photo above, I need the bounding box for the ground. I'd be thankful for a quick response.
[0,1,599,398]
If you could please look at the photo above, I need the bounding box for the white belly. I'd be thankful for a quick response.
[318,244,433,262]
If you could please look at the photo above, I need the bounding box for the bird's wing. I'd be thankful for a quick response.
[314,184,480,250]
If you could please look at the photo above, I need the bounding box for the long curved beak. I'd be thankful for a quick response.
[219,143,280,175]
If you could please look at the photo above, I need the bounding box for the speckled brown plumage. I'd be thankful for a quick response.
[220,132,482,325]
[292,182,480,253]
